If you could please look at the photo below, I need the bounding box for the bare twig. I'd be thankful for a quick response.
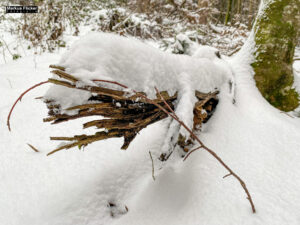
[228,47,242,56]
[155,89,256,213]
[92,79,129,89]
[0,37,14,57]
[27,143,40,152]
[149,151,155,181]
[49,64,66,71]
[47,130,124,156]
[155,87,178,120]
[1,45,7,63]
[280,111,295,118]
[183,146,202,161]
[7,81,49,131]
[223,173,232,179]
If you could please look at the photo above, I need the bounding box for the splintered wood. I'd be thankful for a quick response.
[44,65,219,155]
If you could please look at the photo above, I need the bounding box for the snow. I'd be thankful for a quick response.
[44,32,234,151]
[171,72,197,145]
[57,33,232,95]
[1,31,300,225]
[45,32,233,122]
[192,45,220,60]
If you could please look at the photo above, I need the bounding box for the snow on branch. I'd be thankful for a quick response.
[43,66,218,156]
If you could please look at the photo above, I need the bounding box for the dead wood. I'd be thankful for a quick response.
[43,66,219,155]
[27,143,40,152]
[7,64,255,213]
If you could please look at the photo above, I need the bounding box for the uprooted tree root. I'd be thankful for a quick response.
[7,64,255,213]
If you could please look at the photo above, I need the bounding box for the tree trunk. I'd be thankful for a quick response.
[224,0,233,25]
[237,0,241,15]
[252,0,300,111]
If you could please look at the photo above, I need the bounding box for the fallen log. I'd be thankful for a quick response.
[44,65,219,155]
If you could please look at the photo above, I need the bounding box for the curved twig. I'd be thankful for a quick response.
[183,146,202,161]
[7,81,49,131]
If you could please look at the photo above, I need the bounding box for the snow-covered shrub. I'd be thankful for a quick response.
[96,8,163,39]
[1,0,105,52]
[20,2,65,52]
[171,34,193,55]
[0,0,250,60]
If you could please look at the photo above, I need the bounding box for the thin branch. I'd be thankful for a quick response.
[280,111,295,118]
[1,45,7,63]
[92,79,129,89]
[228,47,241,56]
[91,79,256,213]
[155,87,178,120]
[27,143,40,152]
[47,129,124,156]
[223,173,232,179]
[0,37,14,57]
[7,81,49,131]
[154,88,256,214]
[183,146,202,161]
[51,70,78,82]
[149,151,156,181]
[49,64,66,71]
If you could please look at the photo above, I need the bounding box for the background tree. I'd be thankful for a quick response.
[252,0,300,111]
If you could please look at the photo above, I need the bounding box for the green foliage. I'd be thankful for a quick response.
[12,54,21,60]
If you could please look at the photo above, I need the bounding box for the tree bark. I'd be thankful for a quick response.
[252,0,300,111]
[224,0,233,25]
[237,0,241,15]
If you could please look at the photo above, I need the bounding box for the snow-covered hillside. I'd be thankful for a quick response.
[1,29,300,225]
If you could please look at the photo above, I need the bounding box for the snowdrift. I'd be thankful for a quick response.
[1,33,300,225]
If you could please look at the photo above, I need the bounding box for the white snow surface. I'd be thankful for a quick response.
[192,45,220,60]
[45,32,232,104]
[1,32,300,225]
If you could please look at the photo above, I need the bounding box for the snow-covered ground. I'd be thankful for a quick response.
[1,31,300,225]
